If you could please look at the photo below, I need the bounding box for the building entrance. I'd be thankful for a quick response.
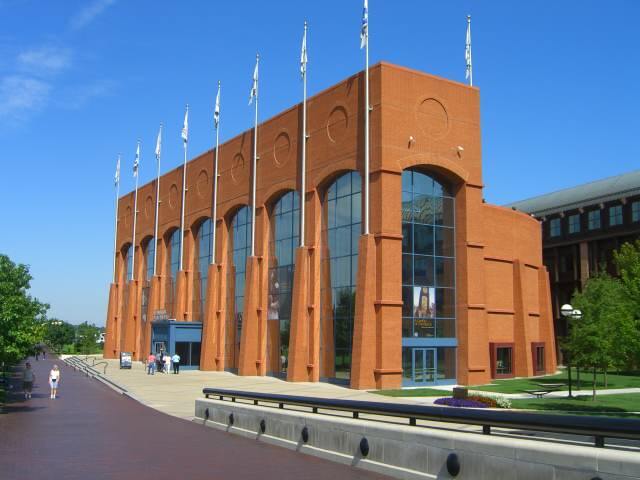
[412,348,436,384]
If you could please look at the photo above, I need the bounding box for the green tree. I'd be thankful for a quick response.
[44,319,75,352]
[614,240,640,365]
[0,254,47,365]
[569,272,636,399]
[75,322,101,354]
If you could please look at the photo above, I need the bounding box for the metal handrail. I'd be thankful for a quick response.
[92,361,108,375]
[202,387,640,448]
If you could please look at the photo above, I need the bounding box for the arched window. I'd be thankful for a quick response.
[320,171,361,381]
[267,191,299,376]
[226,206,251,371]
[401,169,456,386]
[194,219,212,321]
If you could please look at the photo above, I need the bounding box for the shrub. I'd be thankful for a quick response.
[467,394,497,408]
[434,397,488,408]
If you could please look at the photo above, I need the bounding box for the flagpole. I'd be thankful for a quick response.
[364,4,370,235]
[153,124,162,276]
[131,140,140,281]
[212,82,221,264]
[179,105,189,271]
[251,54,259,257]
[113,154,121,283]
[300,22,307,247]
[467,15,473,87]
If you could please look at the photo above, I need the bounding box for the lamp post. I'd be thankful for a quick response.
[560,303,582,398]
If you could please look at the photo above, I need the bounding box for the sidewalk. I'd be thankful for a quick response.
[0,355,388,480]
[83,356,442,419]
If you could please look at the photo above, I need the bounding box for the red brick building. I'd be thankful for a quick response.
[104,62,556,389]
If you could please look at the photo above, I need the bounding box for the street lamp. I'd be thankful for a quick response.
[560,304,583,398]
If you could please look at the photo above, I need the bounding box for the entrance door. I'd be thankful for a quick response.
[412,348,436,384]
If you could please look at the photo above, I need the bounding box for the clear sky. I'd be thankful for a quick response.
[1,1,639,326]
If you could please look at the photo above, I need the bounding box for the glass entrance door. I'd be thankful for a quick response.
[412,348,436,384]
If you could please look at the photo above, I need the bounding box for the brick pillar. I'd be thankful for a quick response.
[120,280,138,354]
[287,246,311,382]
[103,283,119,359]
[174,270,188,320]
[350,234,378,389]
[513,260,534,377]
[200,263,221,370]
[539,267,558,374]
[457,185,490,385]
[140,275,161,359]
[238,256,265,376]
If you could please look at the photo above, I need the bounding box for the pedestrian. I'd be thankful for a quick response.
[164,353,171,374]
[23,362,34,399]
[42,350,46,359]
[35,351,39,361]
[49,364,61,399]
[147,352,156,375]
[171,352,180,374]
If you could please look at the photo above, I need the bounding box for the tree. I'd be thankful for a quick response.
[569,272,636,399]
[44,320,75,352]
[0,254,47,365]
[75,322,101,354]
[614,240,640,366]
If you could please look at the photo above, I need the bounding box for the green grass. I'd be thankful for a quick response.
[469,369,640,394]
[371,388,453,397]
[510,393,640,417]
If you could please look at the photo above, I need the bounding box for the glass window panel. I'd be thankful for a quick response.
[402,192,413,222]
[436,318,456,338]
[336,256,351,287]
[402,254,413,285]
[335,226,351,257]
[414,224,434,255]
[413,172,432,195]
[437,348,456,380]
[401,170,413,193]
[351,223,360,255]
[434,227,454,257]
[337,173,351,197]
[414,256,434,286]
[435,288,455,318]
[336,195,351,227]
[413,194,434,225]
[351,192,362,224]
[402,286,413,316]
[441,197,454,227]
[351,255,358,286]
[351,171,361,194]
[435,257,455,287]
[402,319,412,338]
[402,223,413,253]
[496,347,512,375]
[432,197,444,226]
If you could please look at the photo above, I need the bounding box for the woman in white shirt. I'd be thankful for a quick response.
[49,364,61,399]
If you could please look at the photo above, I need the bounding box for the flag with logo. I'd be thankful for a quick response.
[360,0,368,49]
[155,124,162,161]
[181,106,189,143]
[214,83,221,128]
[114,156,120,186]
[249,57,258,105]
[300,23,308,78]
[133,143,140,177]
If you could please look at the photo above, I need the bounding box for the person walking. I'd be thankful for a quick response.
[171,353,180,374]
[23,362,34,399]
[163,353,171,375]
[49,365,61,399]
[147,352,156,375]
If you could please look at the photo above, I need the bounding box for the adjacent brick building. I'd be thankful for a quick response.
[509,170,640,360]
[104,62,557,389]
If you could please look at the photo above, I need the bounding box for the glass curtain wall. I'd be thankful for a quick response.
[320,171,361,381]
[225,206,251,371]
[267,191,300,376]
[401,169,456,386]
[194,219,212,322]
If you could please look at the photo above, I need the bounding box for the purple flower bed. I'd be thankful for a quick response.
[434,397,488,408]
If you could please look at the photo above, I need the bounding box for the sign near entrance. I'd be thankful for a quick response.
[119,351,132,369]
[153,309,169,321]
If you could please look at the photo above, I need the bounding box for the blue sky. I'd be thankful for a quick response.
[1,1,639,325]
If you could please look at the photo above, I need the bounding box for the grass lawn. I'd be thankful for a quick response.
[510,393,640,417]
[372,388,453,398]
[470,369,640,394]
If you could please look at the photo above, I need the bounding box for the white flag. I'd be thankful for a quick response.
[181,106,189,143]
[465,16,472,81]
[133,142,140,177]
[300,23,308,78]
[114,156,120,186]
[249,56,258,105]
[155,124,162,160]
[360,0,368,49]
[214,82,221,128]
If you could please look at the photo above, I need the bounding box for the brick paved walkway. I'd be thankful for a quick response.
[0,355,389,480]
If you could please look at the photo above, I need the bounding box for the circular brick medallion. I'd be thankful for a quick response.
[144,195,153,218]
[231,153,246,185]
[326,106,348,143]
[416,98,449,139]
[169,184,179,210]
[197,169,209,198]
[273,132,291,168]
